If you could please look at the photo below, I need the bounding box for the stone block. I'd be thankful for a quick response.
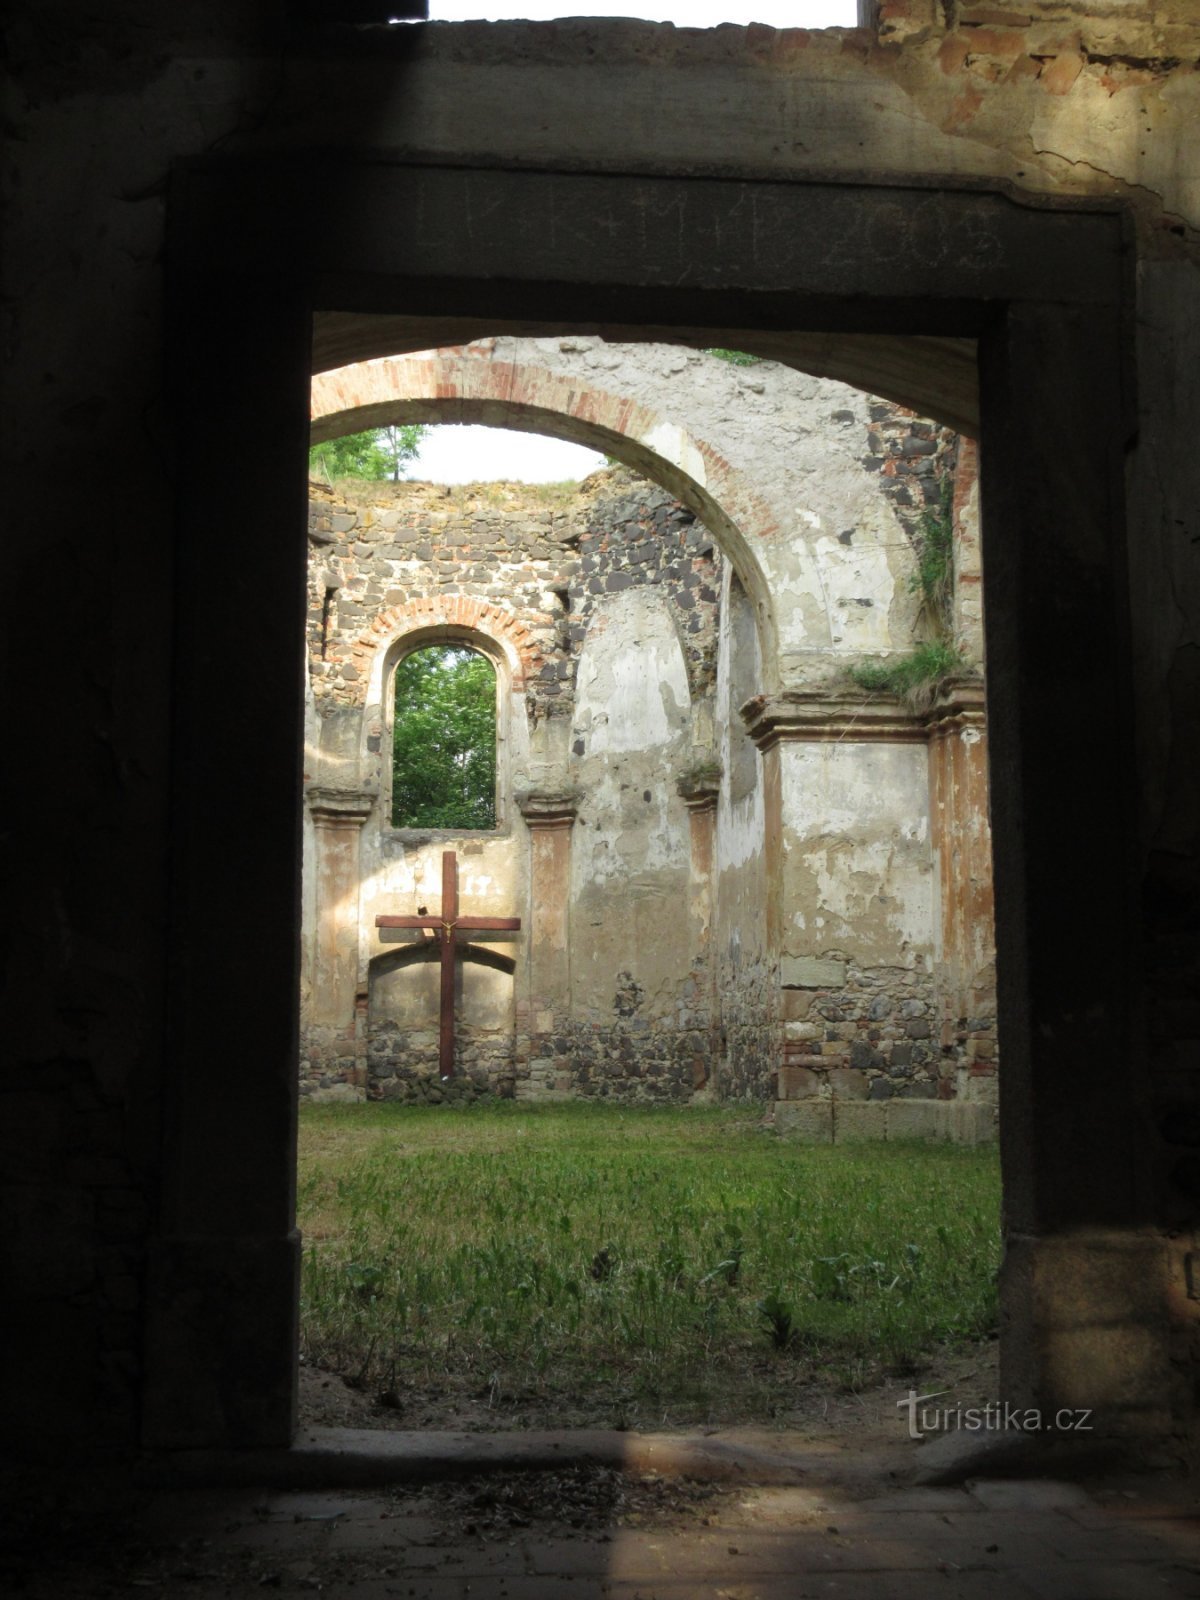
[780,956,846,989]
[777,1066,821,1100]
[784,1019,822,1042]
[829,1068,869,1100]
[1032,1233,1168,1330]
[781,989,813,1020]
[834,1102,887,1142]
[848,1040,881,1071]
[1043,1323,1170,1412]
[946,1101,997,1144]
[774,1101,834,1143]
[886,1099,947,1141]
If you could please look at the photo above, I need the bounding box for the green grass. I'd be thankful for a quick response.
[843,639,970,707]
[298,1101,1000,1428]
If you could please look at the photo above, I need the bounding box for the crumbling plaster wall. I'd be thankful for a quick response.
[312,342,948,689]
[567,588,699,1097]
[713,571,774,1101]
[302,470,730,1103]
[301,366,971,1107]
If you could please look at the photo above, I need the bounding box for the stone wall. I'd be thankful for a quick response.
[301,397,983,1110]
[862,401,960,544]
[302,467,729,1105]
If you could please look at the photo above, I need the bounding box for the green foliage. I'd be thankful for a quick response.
[842,478,969,709]
[756,1291,797,1350]
[844,639,967,705]
[704,348,761,366]
[297,1102,1001,1428]
[391,646,496,829]
[909,477,955,634]
[310,424,425,482]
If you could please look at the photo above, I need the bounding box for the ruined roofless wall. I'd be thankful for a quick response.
[303,467,725,1105]
[302,377,980,1108]
[306,470,721,727]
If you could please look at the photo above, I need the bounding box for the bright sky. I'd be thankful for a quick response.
[423,2,856,22]
[409,426,607,484]
[403,0,859,480]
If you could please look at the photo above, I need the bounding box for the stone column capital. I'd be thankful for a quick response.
[925,676,988,736]
[306,786,377,826]
[516,789,579,829]
[676,762,722,814]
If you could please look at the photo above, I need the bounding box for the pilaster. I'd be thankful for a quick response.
[516,790,578,1096]
[677,767,721,1094]
[306,787,375,1054]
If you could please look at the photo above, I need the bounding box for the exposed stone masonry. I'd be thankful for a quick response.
[575,481,722,700]
[9,0,1196,1474]
[306,468,723,730]
[779,958,995,1105]
[716,960,778,1104]
[860,401,960,552]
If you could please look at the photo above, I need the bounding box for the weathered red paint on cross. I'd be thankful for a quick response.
[375,850,521,1080]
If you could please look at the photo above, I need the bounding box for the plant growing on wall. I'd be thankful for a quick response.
[909,477,955,639]
[704,348,761,366]
[392,645,497,829]
[845,478,970,708]
[310,423,426,482]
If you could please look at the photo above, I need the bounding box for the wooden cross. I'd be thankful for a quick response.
[375,850,521,1080]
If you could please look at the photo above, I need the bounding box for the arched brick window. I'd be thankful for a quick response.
[390,640,498,829]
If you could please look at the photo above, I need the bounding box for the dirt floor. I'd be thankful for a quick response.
[3,1343,1010,1598]
[11,1330,1200,1600]
[297,1337,1002,1456]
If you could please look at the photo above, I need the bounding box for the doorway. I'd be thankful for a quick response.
[147,160,1135,1450]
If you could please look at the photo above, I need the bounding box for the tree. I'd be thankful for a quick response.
[309,423,426,482]
[391,646,497,829]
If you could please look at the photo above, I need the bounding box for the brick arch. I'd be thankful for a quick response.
[355,596,541,692]
[311,347,781,687]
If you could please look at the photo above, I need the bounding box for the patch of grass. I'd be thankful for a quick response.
[844,639,969,707]
[910,476,955,633]
[298,1102,1000,1427]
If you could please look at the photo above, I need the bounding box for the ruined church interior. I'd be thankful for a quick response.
[302,339,998,1139]
[6,0,1200,1593]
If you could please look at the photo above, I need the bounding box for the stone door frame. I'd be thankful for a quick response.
[147,158,1137,1448]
